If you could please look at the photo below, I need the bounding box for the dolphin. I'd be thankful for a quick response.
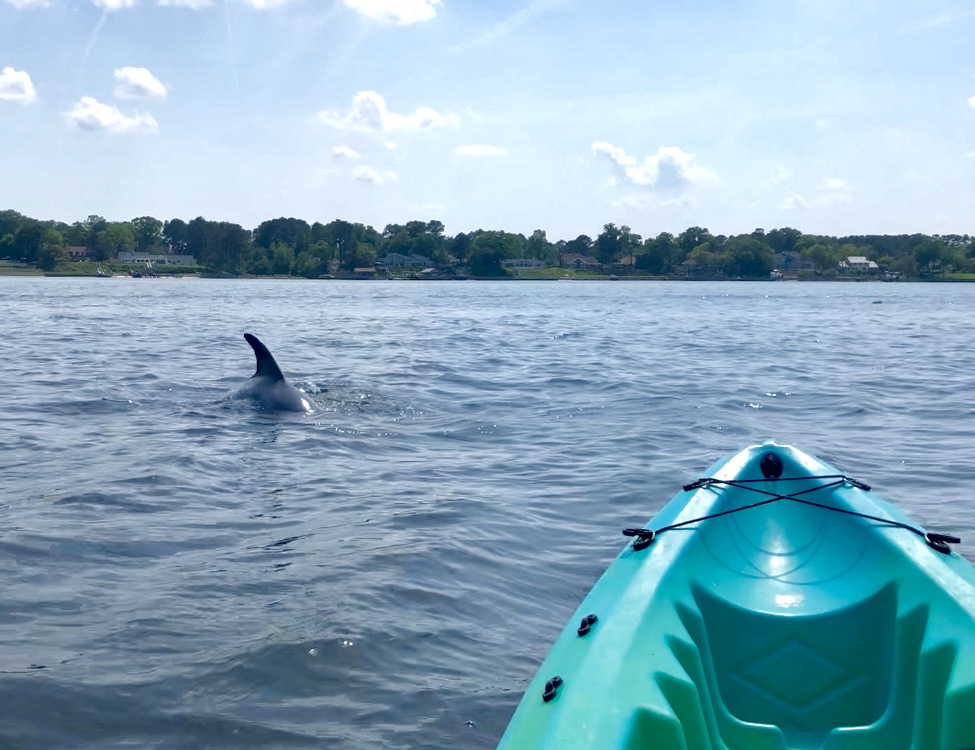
[236,332,316,413]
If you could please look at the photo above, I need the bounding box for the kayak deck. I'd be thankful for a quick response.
[497,443,975,750]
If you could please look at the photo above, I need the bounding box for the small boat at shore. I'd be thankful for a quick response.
[497,442,975,749]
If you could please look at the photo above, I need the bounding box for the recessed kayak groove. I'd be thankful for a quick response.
[497,442,975,750]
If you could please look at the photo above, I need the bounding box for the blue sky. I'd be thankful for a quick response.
[1,0,973,240]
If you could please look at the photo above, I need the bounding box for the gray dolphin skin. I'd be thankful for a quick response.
[236,333,316,413]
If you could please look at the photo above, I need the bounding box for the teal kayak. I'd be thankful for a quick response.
[498,442,975,749]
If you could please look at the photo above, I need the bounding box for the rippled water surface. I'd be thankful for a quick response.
[2,277,974,749]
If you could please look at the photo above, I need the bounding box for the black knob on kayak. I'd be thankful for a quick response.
[760,452,783,479]
[577,613,598,636]
[542,676,563,703]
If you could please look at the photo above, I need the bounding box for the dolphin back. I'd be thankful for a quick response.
[244,333,285,382]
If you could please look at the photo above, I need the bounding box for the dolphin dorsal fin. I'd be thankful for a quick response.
[244,333,285,382]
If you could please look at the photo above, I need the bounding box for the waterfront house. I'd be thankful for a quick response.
[774,250,814,271]
[376,253,433,269]
[501,258,546,268]
[559,253,600,269]
[117,252,196,265]
[68,245,95,260]
[841,256,879,273]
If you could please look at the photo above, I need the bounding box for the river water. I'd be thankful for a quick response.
[1,277,973,749]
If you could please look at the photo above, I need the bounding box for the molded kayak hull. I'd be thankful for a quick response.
[497,443,975,749]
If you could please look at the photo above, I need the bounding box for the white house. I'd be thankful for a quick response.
[376,253,433,268]
[117,252,197,265]
[501,258,546,268]
[841,256,879,272]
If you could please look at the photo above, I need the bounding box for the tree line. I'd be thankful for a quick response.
[1,208,972,278]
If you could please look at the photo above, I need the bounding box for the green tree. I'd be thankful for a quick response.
[0,209,24,243]
[723,235,774,277]
[526,229,554,264]
[638,232,679,274]
[163,218,189,254]
[801,243,842,273]
[185,217,209,261]
[13,219,44,263]
[678,226,713,255]
[382,230,413,258]
[131,216,163,252]
[317,219,357,265]
[96,224,135,260]
[345,241,377,271]
[468,230,509,276]
[892,254,918,276]
[561,234,593,260]
[293,250,325,278]
[254,217,311,254]
[216,223,250,274]
[82,215,108,253]
[685,242,722,275]
[765,227,802,255]
[914,239,945,275]
[412,232,445,264]
[449,232,472,263]
[270,241,295,275]
[595,223,623,264]
[36,227,65,271]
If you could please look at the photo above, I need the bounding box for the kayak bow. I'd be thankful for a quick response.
[498,442,975,750]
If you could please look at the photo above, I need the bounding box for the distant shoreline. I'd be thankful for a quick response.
[3,268,974,282]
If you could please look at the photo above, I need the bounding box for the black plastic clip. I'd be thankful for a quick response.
[577,613,598,637]
[926,532,961,555]
[542,676,563,703]
[683,478,709,492]
[623,528,656,551]
[846,477,872,491]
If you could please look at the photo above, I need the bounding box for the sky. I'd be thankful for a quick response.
[1,0,974,241]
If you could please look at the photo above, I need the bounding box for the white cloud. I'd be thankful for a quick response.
[815,118,832,130]
[969,95,975,108]
[966,150,975,159]
[352,165,397,186]
[332,145,361,159]
[821,177,849,191]
[592,141,718,191]
[320,90,459,134]
[343,0,440,24]
[766,164,792,186]
[815,177,852,206]
[88,0,220,8]
[0,67,37,104]
[3,0,51,7]
[781,193,808,211]
[156,0,215,8]
[65,96,158,134]
[113,67,167,100]
[455,144,506,157]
